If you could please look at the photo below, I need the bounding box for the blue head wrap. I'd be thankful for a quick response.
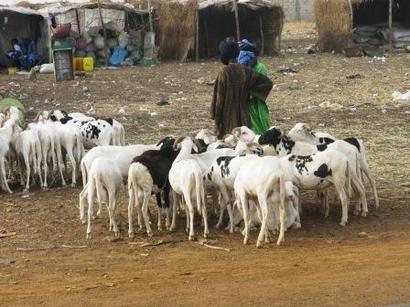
[237,50,257,67]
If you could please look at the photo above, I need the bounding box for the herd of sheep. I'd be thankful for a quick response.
[0,107,379,247]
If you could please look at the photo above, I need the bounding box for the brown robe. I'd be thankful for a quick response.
[211,63,273,139]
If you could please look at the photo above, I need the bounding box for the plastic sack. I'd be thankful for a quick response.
[53,23,72,39]
[118,32,129,49]
[39,63,55,74]
[76,37,87,49]
[143,32,155,58]
[109,46,128,66]
[94,35,105,50]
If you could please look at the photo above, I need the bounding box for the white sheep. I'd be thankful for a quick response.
[258,127,369,216]
[11,125,43,191]
[234,156,287,247]
[0,118,16,193]
[287,122,379,209]
[168,136,209,240]
[279,150,366,226]
[79,144,158,219]
[79,157,123,239]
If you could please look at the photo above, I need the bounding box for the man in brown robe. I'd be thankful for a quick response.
[210,37,273,139]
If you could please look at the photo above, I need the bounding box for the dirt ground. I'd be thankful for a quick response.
[1,22,410,306]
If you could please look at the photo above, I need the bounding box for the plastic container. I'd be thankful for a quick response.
[7,67,17,75]
[73,57,84,71]
[83,57,94,72]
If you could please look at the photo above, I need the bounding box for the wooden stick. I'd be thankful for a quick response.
[197,240,231,252]
[259,13,264,56]
[148,0,153,32]
[17,246,56,252]
[97,0,109,67]
[141,239,184,248]
[61,245,88,249]
[75,9,81,35]
[195,8,200,62]
[389,0,393,52]
[232,0,240,41]
[0,232,16,238]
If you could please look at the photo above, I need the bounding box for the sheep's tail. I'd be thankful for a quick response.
[345,160,352,198]
[120,125,126,146]
[76,132,84,162]
[194,172,204,214]
[80,159,88,188]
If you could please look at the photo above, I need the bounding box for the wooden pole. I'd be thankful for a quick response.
[389,0,393,52]
[97,0,108,66]
[75,9,81,35]
[195,9,199,61]
[347,0,353,29]
[48,14,53,63]
[258,13,264,56]
[232,0,240,40]
[148,0,153,32]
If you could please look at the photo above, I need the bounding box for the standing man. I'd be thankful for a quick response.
[211,37,273,138]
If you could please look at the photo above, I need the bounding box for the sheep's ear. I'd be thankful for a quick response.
[34,111,42,122]
[231,127,241,137]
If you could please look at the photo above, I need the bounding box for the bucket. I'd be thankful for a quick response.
[73,57,84,71]
[7,67,17,75]
[83,57,94,72]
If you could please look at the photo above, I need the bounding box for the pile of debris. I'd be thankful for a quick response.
[353,23,410,51]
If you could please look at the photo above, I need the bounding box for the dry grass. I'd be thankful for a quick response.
[157,0,198,61]
[314,0,352,52]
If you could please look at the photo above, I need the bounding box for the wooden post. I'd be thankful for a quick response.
[97,0,108,66]
[204,11,210,58]
[48,14,53,63]
[148,0,153,32]
[195,9,199,61]
[389,0,393,52]
[75,9,81,35]
[232,0,240,40]
[348,0,353,29]
[258,13,264,56]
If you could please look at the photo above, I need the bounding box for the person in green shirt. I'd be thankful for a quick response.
[237,39,271,134]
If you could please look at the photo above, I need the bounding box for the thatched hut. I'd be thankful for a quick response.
[315,0,410,52]
[157,0,284,61]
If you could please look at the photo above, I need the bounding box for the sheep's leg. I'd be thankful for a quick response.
[216,187,229,230]
[201,195,209,239]
[128,184,135,238]
[0,157,12,194]
[108,191,119,237]
[163,185,171,231]
[41,146,48,188]
[79,185,88,224]
[239,192,250,245]
[23,154,31,192]
[256,195,268,248]
[351,173,368,217]
[322,189,330,218]
[95,180,104,218]
[59,148,67,186]
[156,193,163,231]
[362,165,379,209]
[226,202,234,234]
[134,188,144,231]
[335,182,349,226]
[142,189,153,236]
[170,191,179,232]
[184,193,195,241]
[67,150,77,187]
[86,180,95,239]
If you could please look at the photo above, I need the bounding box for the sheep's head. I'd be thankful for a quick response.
[174,136,198,153]
[195,129,217,145]
[0,113,6,127]
[231,126,255,143]
[223,134,238,146]
[259,127,284,147]
[288,122,314,139]
[157,136,176,153]
[247,142,264,156]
